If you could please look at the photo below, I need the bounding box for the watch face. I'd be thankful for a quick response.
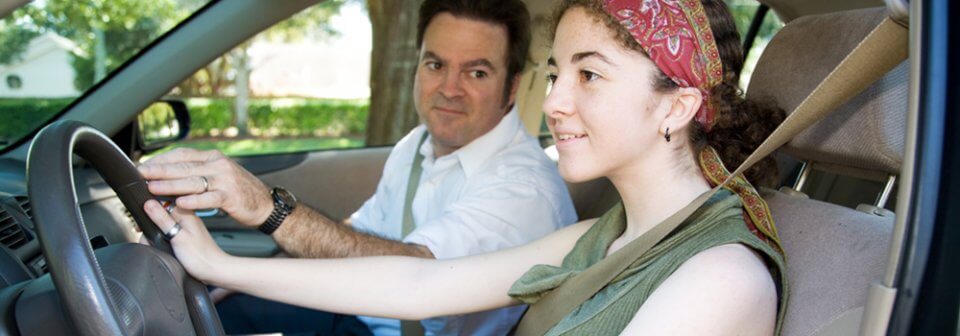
[273,187,297,208]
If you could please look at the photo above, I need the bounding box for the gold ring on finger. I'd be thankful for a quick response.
[199,175,209,193]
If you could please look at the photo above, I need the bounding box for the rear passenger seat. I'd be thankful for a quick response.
[745,7,907,336]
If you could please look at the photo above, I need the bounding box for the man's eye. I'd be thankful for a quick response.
[426,62,442,70]
[470,70,487,79]
[580,70,599,82]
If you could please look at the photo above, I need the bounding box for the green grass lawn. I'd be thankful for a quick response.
[151,137,365,158]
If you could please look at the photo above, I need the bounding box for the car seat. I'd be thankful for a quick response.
[745,7,907,336]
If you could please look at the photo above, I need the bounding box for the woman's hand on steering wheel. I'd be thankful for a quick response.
[144,199,228,283]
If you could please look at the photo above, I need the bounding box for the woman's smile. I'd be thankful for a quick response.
[554,131,588,147]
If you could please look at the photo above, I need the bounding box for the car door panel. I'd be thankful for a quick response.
[204,146,392,257]
[234,153,308,175]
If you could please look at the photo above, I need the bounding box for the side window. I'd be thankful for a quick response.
[162,2,372,157]
[0,0,209,151]
[725,0,785,90]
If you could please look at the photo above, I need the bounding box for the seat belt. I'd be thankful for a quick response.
[402,132,430,237]
[514,16,907,336]
[401,132,429,336]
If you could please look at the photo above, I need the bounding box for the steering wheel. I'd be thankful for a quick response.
[26,120,225,336]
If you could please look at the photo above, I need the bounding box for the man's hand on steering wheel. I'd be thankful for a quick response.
[138,148,273,228]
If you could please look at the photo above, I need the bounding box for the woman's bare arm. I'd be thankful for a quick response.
[214,219,593,319]
[145,199,594,320]
[619,244,777,335]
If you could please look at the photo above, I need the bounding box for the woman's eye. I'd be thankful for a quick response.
[580,70,599,82]
[470,70,488,79]
[546,73,558,84]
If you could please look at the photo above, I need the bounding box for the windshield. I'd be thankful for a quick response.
[0,0,211,151]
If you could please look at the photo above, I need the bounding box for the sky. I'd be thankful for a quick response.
[327,1,372,52]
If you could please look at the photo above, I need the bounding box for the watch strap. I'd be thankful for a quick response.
[258,188,295,235]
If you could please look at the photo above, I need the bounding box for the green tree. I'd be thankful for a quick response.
[1,0,347,137]
[0,19,39,65]
[724,0,783,45]
[171,1,347,136]
[171,1,347,98]
[0,0,187,91]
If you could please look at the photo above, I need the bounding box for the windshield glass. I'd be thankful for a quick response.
[0,0,211,151]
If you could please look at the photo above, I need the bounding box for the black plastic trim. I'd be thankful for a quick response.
[234,153,308,175]
[742,5,771,57]
[0,280,30,336]
[887,0,958,334]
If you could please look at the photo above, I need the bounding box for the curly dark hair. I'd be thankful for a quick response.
[551,0,786,187]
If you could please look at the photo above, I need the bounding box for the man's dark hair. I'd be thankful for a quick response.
[417,0,532,105]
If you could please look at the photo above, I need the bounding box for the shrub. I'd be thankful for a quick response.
[0,98,73,146]
[0,97,368,146]
[184,98,368,138]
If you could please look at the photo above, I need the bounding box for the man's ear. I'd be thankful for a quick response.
[505,74,522,108]
[661,87,703,133]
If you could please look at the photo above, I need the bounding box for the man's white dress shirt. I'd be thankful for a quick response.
[350,109,577,336]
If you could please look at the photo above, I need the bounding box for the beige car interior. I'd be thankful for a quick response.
[747,7,906,336]
[527,4,906,336]
[541,7,906,335]
[201,1,912,334]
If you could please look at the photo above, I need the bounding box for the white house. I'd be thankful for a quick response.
[246,2,372,100]
[247,41,371,100]
[0,32,82,98]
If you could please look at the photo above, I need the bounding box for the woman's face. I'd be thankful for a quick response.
[544,7,670,183]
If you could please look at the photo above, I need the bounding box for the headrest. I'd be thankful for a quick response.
[747,8,907,175]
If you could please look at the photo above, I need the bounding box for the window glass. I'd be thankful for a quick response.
[159,1,373,157]
[0,0,211,151]
[725,0,785,89]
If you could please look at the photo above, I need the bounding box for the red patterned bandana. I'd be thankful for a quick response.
[603,0,724,132]
[603,0,784,255]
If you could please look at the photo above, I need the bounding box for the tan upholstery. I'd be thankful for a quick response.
[763,189,893,336]
[748,8,907,175]
[745,7,906,336]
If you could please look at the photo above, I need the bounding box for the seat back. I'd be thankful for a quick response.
[763,189,893,335]
[746,7,906,335]
[749,7,907,213]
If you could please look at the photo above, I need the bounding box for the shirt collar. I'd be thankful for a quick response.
[420,105,522,177]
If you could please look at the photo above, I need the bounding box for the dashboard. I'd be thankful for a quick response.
[0,158,142,287]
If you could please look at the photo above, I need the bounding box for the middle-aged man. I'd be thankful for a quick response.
[139,0,577,335]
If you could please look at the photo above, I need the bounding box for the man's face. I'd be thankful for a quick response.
[413,13,517,157]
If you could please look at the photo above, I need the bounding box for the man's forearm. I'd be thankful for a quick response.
[271,205,434,259]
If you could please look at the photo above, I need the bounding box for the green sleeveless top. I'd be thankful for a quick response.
[508,190,788,335]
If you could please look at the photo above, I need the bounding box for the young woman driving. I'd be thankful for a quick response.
[143,0,788,334]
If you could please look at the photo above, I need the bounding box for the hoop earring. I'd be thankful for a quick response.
[664,127,671,142]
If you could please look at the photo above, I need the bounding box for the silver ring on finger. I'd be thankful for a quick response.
[199,175,209,193]
[164,222,183,240]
